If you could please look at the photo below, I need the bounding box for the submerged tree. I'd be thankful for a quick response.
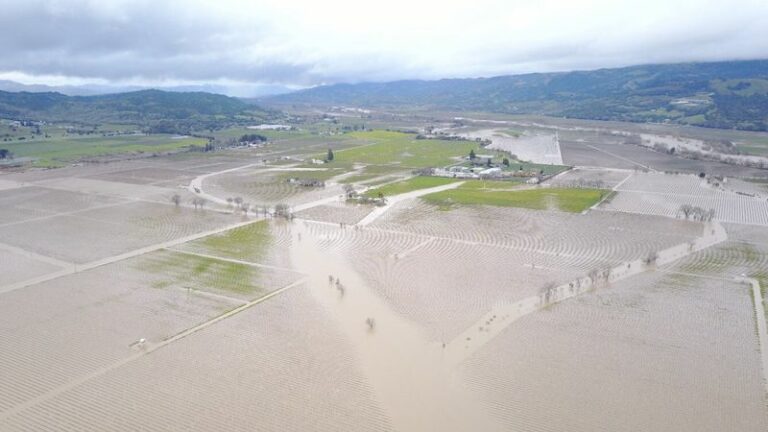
[240,202,250,215]
[678,204,693,219]
[644,251,659,267]
[274,203,291,219]
[343,184,356,198]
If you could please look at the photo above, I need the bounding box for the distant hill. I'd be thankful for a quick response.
[268,60,768,131]
[0,89,277,133]
[0,80,297,98]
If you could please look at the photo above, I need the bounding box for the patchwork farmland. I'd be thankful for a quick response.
[1,116,767,431]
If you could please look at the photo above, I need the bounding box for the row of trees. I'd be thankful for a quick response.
[239,133,267,143]
[171,193,295,219]
[171,194,208,210]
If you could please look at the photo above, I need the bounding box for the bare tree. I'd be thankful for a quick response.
[678,204,693,219]
[170,194,181,207]
[365,317,376,331]
[588,268,600,284]
[240,202,250,215]
[644,251,659,267]
[343,184,356,198]
[191,198,207,210]
[539,282,558,305]
[274,203,291,219]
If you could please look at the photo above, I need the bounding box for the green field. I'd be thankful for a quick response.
[459,179,522,190]
[139,221,275,297]
[736,140,768,156]
[339,164,411,184]
[364,176,460,197]
[422,186,608,212]
[142,249,263,296]
[186,221,271,263]
[325,130,481,168]
[275,168,344,183]
[0,133,207,167]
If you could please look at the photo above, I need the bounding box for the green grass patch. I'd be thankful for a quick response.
[325,130,480,168]
[339,164,410,184]
[364,176,460,197]
[141,249,264,296]
[459,179,522,190]
[186,220,271,263]
[1,133,207,167]
[752,272,767,298]
[422,186,608,212]
[275,168,344,183]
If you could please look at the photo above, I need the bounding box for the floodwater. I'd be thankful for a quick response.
[287,220,503,432]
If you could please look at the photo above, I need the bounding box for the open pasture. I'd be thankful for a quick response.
[422,185,608,212]
[328,130,480,168]
[139,248,301,300]
[0,134,208,168]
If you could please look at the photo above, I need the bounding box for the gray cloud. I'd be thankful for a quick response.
[0,0,766,96]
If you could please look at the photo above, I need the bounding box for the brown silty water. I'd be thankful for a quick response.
[287,220,504,432]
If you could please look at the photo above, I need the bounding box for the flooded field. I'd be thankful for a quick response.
[1,118,766,431]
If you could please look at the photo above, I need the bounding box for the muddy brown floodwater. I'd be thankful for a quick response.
[288,220,503,432]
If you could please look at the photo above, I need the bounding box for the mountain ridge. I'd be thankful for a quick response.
[266,59,768,131]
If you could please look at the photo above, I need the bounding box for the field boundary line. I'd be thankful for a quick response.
[443,220,727,368]
[0,216,266,295]
[0,241,75,269]
[0,277,306,422]
[166,248,305,275]
[357,181,465,226]
[0,199,131,229]
[612,171,634,191]
[740,277,768,402]
[581,142,655,171]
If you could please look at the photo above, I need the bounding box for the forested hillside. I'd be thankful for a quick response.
[269,60,768,131]
[0,89,277,133]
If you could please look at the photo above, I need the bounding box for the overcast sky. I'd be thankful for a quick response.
[1,0,767,96]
